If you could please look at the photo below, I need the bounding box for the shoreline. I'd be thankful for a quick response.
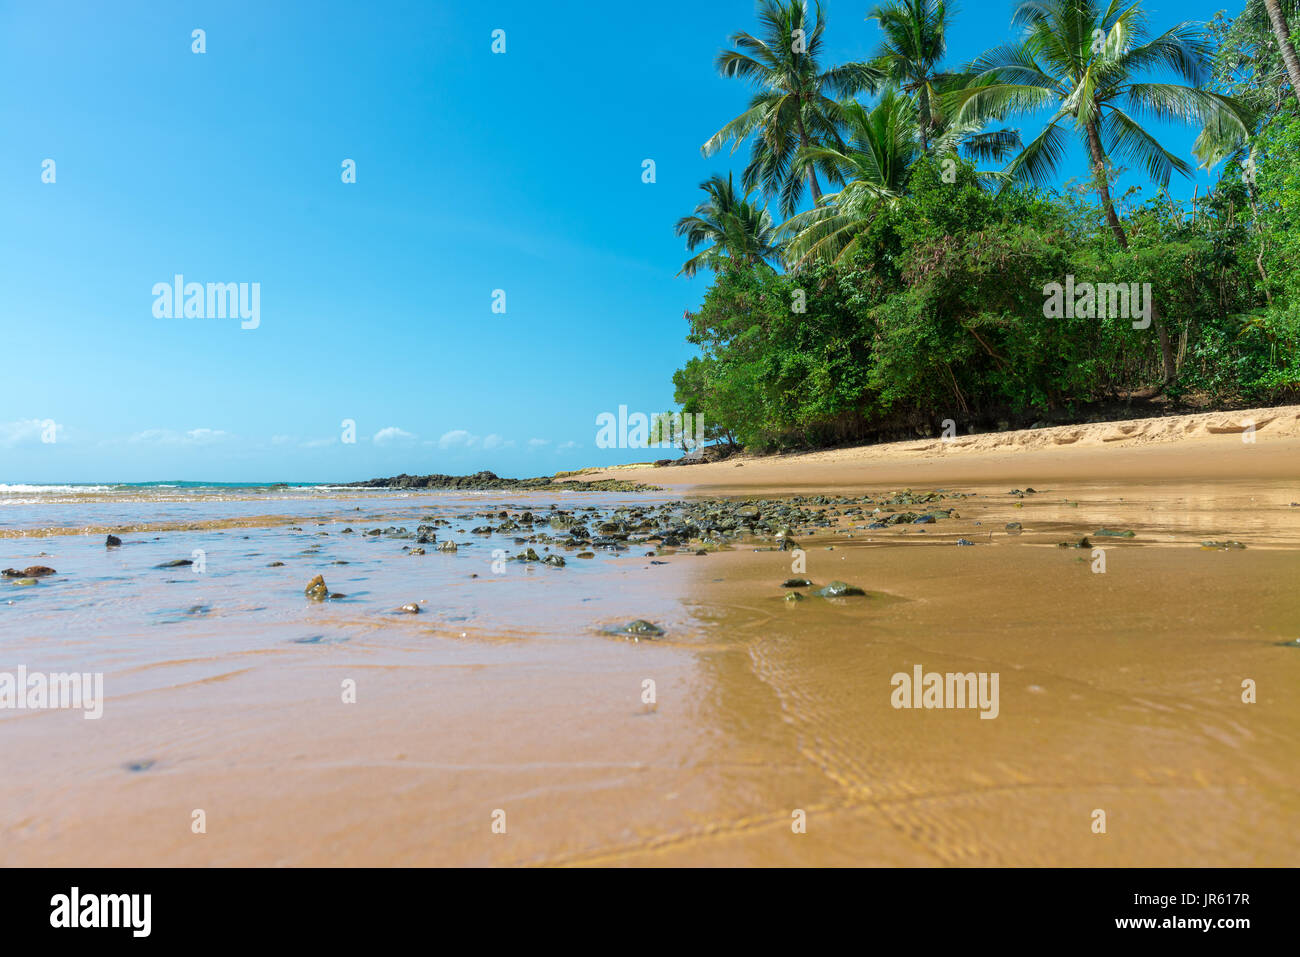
[570,403,1300,491]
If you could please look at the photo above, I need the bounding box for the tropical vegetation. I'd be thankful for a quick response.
[670,0,1300,451]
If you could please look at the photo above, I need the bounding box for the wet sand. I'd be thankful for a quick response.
[2,408,1298,866]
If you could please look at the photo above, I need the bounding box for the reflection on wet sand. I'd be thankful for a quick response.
[0,481,1296,865]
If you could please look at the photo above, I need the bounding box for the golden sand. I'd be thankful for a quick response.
[3,406,1297,866]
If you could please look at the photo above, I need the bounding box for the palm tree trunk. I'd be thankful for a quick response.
[1084,118,1128,249]
[1084,115,1177,385]
[794,104,823,204]
[1264,0,1300,107]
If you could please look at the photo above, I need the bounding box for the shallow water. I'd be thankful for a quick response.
[1,480,1297,865]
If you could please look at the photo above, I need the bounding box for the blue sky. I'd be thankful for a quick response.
[0,0,1243,483]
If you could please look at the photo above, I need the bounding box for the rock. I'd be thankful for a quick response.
[437,541,458,552]
[305,575,330,601]
[542,554,566,567]
[268,561,285,567]
[610,620,665,639]
[106,535,122,547]
[1093,528,1135,538]
[781,578,812,587]
[784,591,805,602]
[515,548,541,562]
[576,551,595,559]
[396,603,420,614]
[18,566,56,577]
[1004,522,1022,532]
[12,578,39,586]
[155,559,192,568]
[0,569,20,577]
[1200,540,1246,550]
[955,538,975,546]
[815,580,866,597]
[410,547,426,556]
[1057,537,1091,549]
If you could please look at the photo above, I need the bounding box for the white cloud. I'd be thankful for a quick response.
[300,436,338,449]
[556,440,580,451]
[438,429,477,449]
[373,426,416,446]
[527,438,550,448]
[0,419,60,447]
[438,429,515,451]
[129,428,231,446]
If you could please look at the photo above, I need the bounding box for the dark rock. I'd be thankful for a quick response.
[609,620,665,639]
[815,580,866,597]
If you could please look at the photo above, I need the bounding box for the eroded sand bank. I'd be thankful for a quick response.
[577,404,1300,491]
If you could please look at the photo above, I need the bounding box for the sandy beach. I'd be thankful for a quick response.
[2,405,1297,866]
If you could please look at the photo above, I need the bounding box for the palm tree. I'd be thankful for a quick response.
[778,87,1019,267]
[868,0,1022,165]
[675,173,784,277]
[702,0,882,217]
[1194,0,1300,167]
[779,92,922,265]
[953,0,1253,382]
[868,0,955,151]
[1263,0,1300,106]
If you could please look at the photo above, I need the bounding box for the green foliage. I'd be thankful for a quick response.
[670,0,1300,450]
[673,152,1299,448]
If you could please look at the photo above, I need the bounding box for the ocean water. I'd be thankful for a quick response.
[3,478,1299,865]
[0,484,701,676]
